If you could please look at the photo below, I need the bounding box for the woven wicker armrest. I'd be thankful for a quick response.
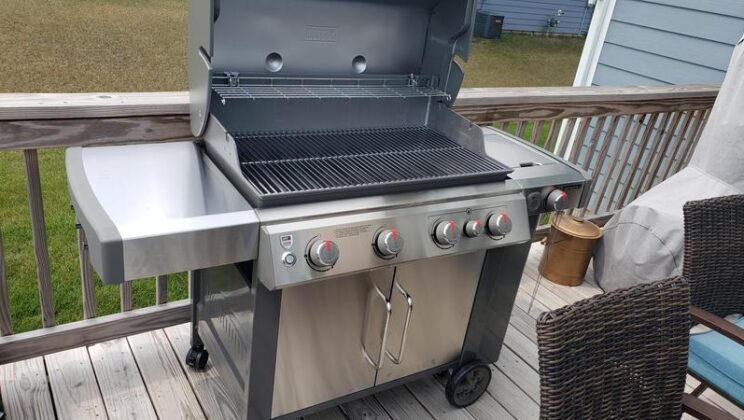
[690,305,744,346]
[536,277,691,419]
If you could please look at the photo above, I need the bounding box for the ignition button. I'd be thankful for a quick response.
[281,252,297,267]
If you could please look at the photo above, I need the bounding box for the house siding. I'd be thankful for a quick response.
[478,0,594,36]
[592,0,744,86]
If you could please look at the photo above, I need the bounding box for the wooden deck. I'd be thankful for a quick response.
[0,244,741,420]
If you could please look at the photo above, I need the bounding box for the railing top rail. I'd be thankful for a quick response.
[0,85,719,122]
[455,84,719,107]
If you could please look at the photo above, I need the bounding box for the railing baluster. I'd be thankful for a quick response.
[156,275,168,305]
[588,115,621,213]
[681,109,710,167]
[188,271,194,298]
[617,113,660,207]
[544,119,561,153]
[557,118,578,157]
[0,230,13,336]
[671,109,706,176]
[530,120,545,145]
[582,116,608,170]
[660,110,696,181]
[499,121,509,131]
[569,117,593,163]
[76,226,96,319]
[643,111,683,192]
[120,282,132,312]
[23,149,56,328]
[635,111,673,195]
[606,114,647,212]
[515,121,527,138]
[596,115,633,213]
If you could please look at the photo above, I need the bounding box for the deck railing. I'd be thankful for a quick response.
[0,85,718,363]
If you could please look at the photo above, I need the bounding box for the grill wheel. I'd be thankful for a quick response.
[445,360,492,408]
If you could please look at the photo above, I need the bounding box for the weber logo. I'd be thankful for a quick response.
[280,234,294,250]
[305,25,337,42]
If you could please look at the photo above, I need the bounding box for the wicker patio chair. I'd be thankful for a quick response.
[537,277,735,419]
[683,194,744,410]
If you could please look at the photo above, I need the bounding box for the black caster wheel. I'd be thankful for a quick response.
[185,345,209,370]
[445,360,492,408]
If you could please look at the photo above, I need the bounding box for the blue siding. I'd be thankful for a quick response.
[478,0,594,35]
[593,0,744,86]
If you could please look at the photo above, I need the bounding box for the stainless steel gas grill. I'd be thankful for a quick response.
[65,0,592,418]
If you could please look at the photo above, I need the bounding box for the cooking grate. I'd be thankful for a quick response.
[234,127,511,207]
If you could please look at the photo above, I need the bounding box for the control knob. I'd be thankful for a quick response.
[308,240,339,268]
[487,213,512,237]
[546,189,569,211]
[464,220,484,238]
[434,220,461,246]
[375,229,404,257]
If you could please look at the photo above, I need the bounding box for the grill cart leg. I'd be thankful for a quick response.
[445,360,492,408]
[186,270,209,371]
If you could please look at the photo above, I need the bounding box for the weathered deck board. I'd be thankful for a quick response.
[128,330,205,419]
[88,338,158,420]
[164,323,241,420]
[45,347,108,419]
[303,407,348,420]
[375,385,434,419]
[0,250,741,420]
[0,357,56,419]
[487,367,540,420]
[494,346,540,403]
[406,376,475,419]
[340,395,392,419]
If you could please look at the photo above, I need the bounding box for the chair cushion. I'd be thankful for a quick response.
[688,316,744,406]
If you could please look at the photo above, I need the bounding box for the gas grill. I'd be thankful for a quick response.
[65,1,592,418]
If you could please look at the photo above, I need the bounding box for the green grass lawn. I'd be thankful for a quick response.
[0,0,583,332]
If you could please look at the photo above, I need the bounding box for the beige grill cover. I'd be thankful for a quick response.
[593,36,744,291]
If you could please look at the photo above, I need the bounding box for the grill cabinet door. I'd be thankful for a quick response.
[271,267,394,417]
[375,251,484,385]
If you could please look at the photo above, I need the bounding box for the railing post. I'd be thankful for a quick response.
[77,226,96,319]
[0,229,13,336]
[23,149,55,328]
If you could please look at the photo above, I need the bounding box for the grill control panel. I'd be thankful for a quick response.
[256,193,530,290]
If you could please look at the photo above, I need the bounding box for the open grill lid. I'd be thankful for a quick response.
[188,0,479,137]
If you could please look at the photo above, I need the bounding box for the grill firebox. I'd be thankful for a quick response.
[234,127,512,207]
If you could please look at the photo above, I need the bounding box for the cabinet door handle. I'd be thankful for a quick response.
[361,282,392,370]
[385,280,414,365]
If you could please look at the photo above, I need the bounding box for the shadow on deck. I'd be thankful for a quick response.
[0,244,741,420]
